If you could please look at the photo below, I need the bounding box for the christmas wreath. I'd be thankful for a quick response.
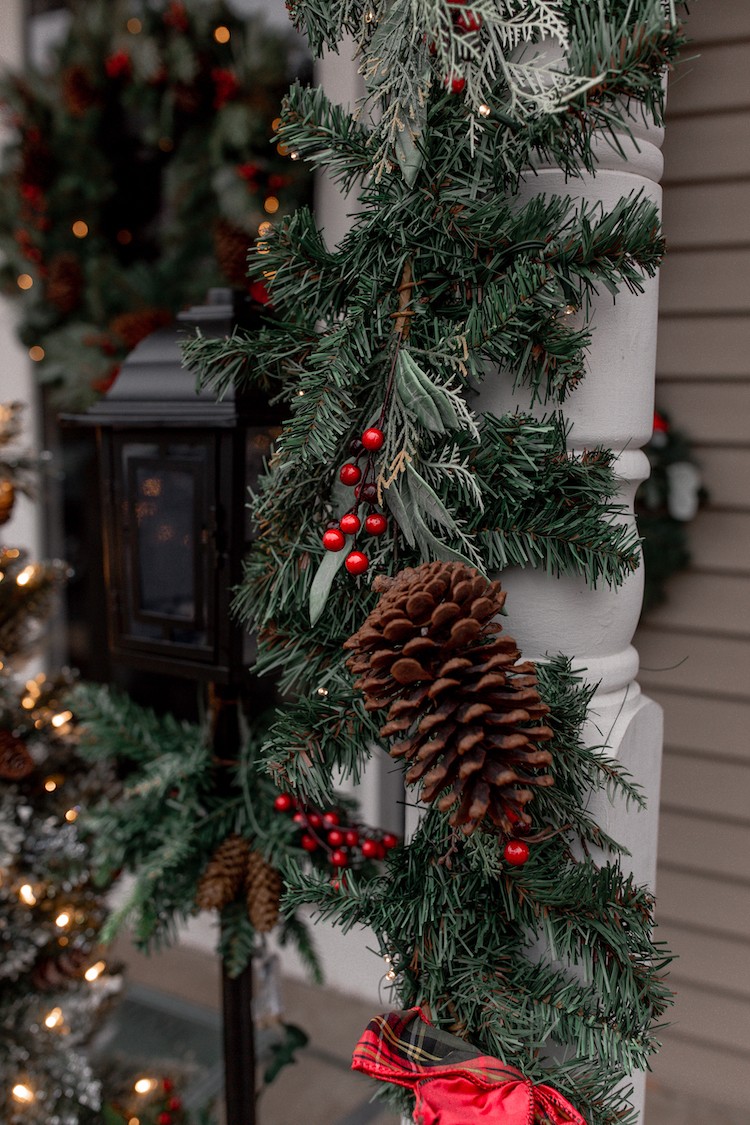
[0,0,310,407]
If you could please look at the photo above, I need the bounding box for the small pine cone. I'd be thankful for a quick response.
[195,834,250,912]
[0,479,16,525]
[61,64,99,116]
[213,218,251,286]
[0,728,34,779]
[344,562,554,837]
[245,849,282,934]
[46,252,83,314]
[110,307,173,351]
[31,947,88,991]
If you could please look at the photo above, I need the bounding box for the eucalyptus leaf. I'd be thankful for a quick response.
[309,546,348,626]
[405,463,460,533]
[383,477,417,546]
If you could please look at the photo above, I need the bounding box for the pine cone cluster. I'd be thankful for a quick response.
[213,218,251,286]
[46,252,83,314]
[344,562,554,836]
[196,835,282,934]
[0,729,34,779]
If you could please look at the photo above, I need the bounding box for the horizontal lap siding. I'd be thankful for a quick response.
[639,8,750,1114]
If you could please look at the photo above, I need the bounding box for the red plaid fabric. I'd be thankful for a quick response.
[352,1008,587,1125]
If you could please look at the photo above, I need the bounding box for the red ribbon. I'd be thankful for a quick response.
[352,1008,587,1125]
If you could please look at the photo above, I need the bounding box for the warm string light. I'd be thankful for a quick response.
[127,17,142,33]
[478,103,491,117]
[51,710,73,728]
[12,1083,35,1104]
[55,910,71,928]
[28,345,45,362]
[258,221,273,237]
[44,1006,64,1029]
[19,883,37,906]
[65,807,79,823]
[263,195,279,214]
[15,564,36,586]
[134,1077,157,1095]
[84,959,106,982]
[17,273,33,290]
[213,25,231,43]
[71,220,89,238]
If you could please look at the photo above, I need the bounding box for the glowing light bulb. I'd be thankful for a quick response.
[258,221,273,237]
[44,778,58,792]
[52,710,73,728]
[271,117,281,132]
[17,274,33,290]
[12,1083,34,1104]
[127,17,142,33]
[134,1077,157,1095]
[263,196,280,214]
[55,911,71,928]
[65,808,79,823]
[316,687,329,697]
[16,565,35,586]
[478,103,491,118]
[44,1007,63,1029]
[19,884,36,906]
[29,345,45,362]
[72,220,89,238]
[214,25,231,43]
[84,960,106,982]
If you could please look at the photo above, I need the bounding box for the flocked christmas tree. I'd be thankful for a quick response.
[178,2,683,1124]
[0,403,122,1125]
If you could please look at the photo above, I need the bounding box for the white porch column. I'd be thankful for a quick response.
[0,1,41,559]
[477,115,666,1123]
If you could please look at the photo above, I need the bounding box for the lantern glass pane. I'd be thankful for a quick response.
[135,465,195,620]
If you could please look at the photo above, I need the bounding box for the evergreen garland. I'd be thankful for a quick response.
[0,0,310,406]
[177,2,685,1122]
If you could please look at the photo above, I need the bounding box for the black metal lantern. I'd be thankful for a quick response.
[66,293,276,682]
[65,291,279,1124]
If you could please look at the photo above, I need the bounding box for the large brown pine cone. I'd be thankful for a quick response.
[195,834,250,912]
[245,850,282,934]
[0,729,34,779]
[344,562,554,836]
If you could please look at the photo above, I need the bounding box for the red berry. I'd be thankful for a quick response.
[168,1098,182,1112]
[162,1079,174,1093]
[455,10,482,31]
[359,482,378,505]
[364,513,387,536]
[330,878,340,890]
[308,813,323,829]
[445,74,466,93]
[361,427,385,451]
[339,512,361,535]
[344,829,360,847]
[301,833,318,852]
[330,848,348,868]
[345,551,368,575]
[322,811,340,828]
[322,528,345,552]
[157,1115,172,1125]
[327,829,345,847]
[293,811,305,825]
[382,833,399,850]
[503,839,530,867]
[361,838,379,859]
[274,793,294,813]
[339,463,362,486]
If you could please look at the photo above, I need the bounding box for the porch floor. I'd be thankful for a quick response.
[106,936,739,1125]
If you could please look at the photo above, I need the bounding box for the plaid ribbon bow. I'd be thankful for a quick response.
[352,1008,587,1125]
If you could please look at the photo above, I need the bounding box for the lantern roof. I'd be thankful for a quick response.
[65,291,268,429]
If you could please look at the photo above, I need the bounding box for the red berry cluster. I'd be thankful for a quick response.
[322,426,389,577]
[273,792,399,874]
[442,1,482,94]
